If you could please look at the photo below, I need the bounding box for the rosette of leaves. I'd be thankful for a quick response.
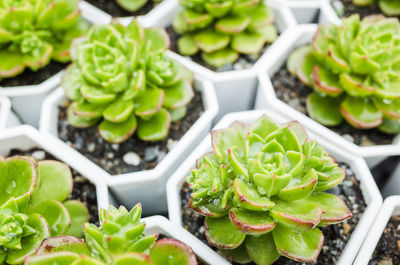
[173,0,278,68]
[287,14,400,134]
[116,0,162,13]
[25,204,198,265]
[63,20,194,143]
[0,0,88,81]
[0,156,89,264]
[352,0,400,16]
[187,115,352,264]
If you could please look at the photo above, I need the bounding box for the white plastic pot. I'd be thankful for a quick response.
[381,161,400,198]
[143,215,230,264]
[167,109,382,265]
[0,2,110,128]
[284,0,341,24]
[0,125,110,212]
[142,0,297,121]
[40,76,218,215]
[0,96,20,129]
[354,196,400,265]
[254,24,400,168]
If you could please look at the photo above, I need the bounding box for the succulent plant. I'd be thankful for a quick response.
[187,115,352,264]
[287,14,400,134]
[173,0,278,68]
[25,204,198,265]
[0,156,89,264]
[116,0,162,13]
[0,0,88,80]
[352,0,400,16]
[63,19,194,143]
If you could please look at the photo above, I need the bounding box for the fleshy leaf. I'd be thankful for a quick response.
[233,179,275,211]
[201,48,238,68]
[340,96,383,129]
[137,109,171,141]
[150,238,197,265]
[99,114,137,143]
[204,216,246,249]
[64,200,90,238]
[194,29,230,53]
[229,208,275,235]
[245,233,280,265]
[232,33,266,55]
[306,92,343,126]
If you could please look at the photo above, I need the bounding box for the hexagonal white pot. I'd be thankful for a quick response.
[0,125,110,213]
[254,24,400,168]
[40,76,218,215]
[0,2,110,128]
[354,196,400,265]
[143,215,230,264]
[142,0,297,121]
[283,0,341,24]
[167,109,382,265]
[0,96,20,129]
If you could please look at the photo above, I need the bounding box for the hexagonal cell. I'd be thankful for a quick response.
[0,96,20,129]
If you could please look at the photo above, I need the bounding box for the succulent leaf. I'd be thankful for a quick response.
[306,92,343,127]
[149,238,197,265]
[205,216,246,249]
[245,233,279,265]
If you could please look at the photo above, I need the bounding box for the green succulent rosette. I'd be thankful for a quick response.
[0,0,88,81]
[24,204,198,265]
[63,20,194,144]
[0,156,89,264]
[116,0,162,13]
[173,0,278,68]
[287,14,400,134]
[187,115,352,264]
[352,0,400,16]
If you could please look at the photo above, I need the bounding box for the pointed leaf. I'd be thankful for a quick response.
[211,128,245,160]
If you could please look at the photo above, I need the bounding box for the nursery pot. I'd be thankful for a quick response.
[167,109,382,265]
[0,96,20,129]
[283,0,341,24]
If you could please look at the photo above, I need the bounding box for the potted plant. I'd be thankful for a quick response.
[354,196,400,265]
[329,0,400,20]
[24,203,227,265]
[0,125,109,251]
[0,96,20,129]
[167,109,382,264]
[0,0,109,127]
[284,0,342,24]
[142,0,296,121]
[40,19,218,215]
[255,16,400,168]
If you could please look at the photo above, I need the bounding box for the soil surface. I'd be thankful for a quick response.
[7,148,99,225]
[331,0,383,19]
[271,64,395,146]
[85,0,160,17]
[181,162,367,265]
[57,91,203,176]
[166,26,271,72]
[369,215,400,265]
[0,61,66,87]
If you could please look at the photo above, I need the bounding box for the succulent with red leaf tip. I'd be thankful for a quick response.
[24,204,198,265]
[0,0,88,81]
[173,0,278,68]
[187,115,351,264]
[287,14,400,134]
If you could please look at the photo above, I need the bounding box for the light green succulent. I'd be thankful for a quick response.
[173,0,278,68]
[0,0,88,81]
[116,0,162,13]
[287,14,400,134]
[25,204,198,265]
[63,20,194,143]
[187,115,351,264]
[0,156,89,264]
[352,0,400,16]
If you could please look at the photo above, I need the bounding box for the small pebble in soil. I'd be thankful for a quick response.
[123,152,141,166]
[271,64,395,147]
[180,161,366,265]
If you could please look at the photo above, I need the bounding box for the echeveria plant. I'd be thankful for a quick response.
[352,0,400,16]
[116,0,162,12]
[63,20,194,143]
[0,156,89,264]
[187,115,352,264]
[25,204,198,265]
[173,0,278,68]
[287,14,400,134]
[0,0,88,80]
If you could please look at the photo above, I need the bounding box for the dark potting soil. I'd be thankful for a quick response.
[0,61,66,87]
[180,162,367,265]
[7,147,99,225]
[85,0,160,17]
[271,65,395,146]
[57,91,204,176]
[369,215,400,265]
[166,25,271,72]
[330,0,394,19]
